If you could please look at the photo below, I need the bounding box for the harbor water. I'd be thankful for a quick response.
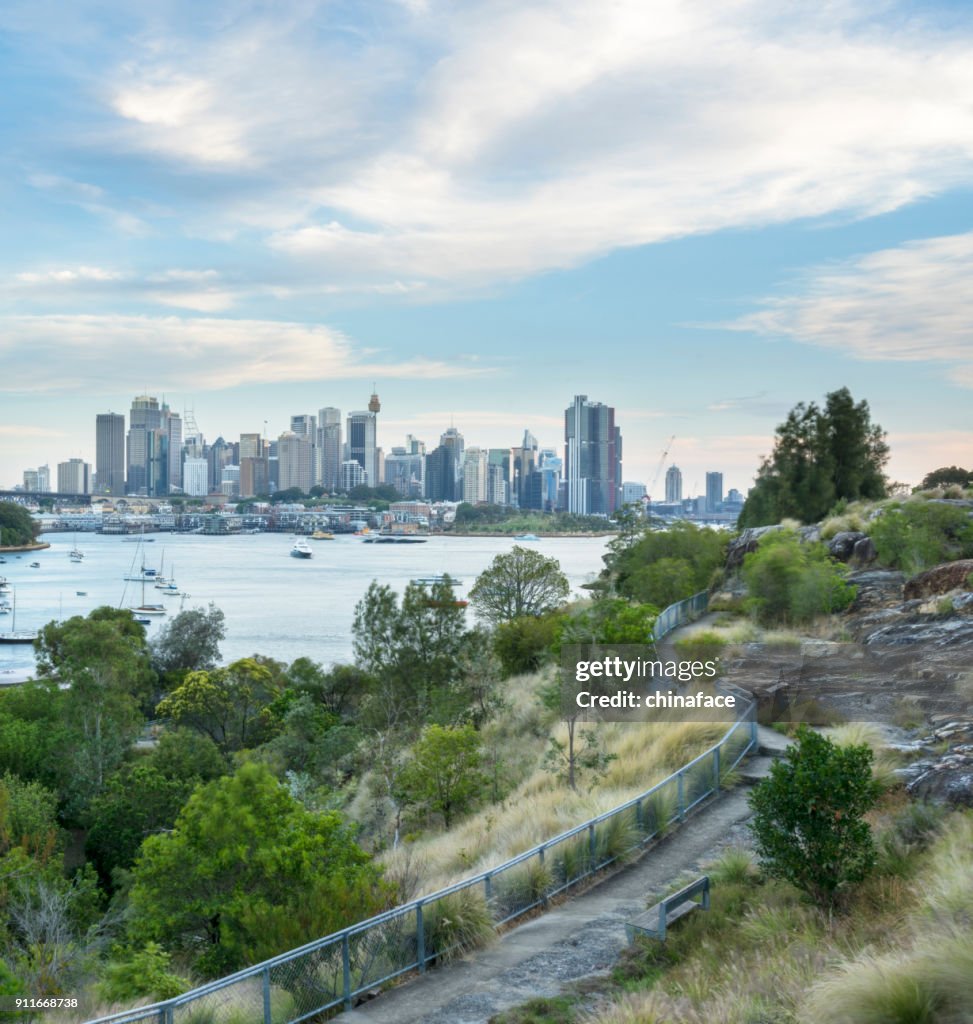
[0,533,608,675]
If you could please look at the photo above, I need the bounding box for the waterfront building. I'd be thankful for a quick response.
[95,412,125,496]
[564,395,620,515]
[316,408,342,491]
[57,458,91,494]
[665,465,683,504]
[706,471,724,513]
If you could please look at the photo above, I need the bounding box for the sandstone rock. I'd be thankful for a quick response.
[864,618,973,648]
[906,754,973,807]
[852,536,877,564]
[828,531,867,561]
[725,525,784,569]
[903,560,973,600]
[846,569,906,612]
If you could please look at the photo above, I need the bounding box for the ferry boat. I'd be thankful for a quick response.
[290,539,313,559]
[310,531,335,540]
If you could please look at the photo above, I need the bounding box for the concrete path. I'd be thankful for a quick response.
[344,610,790,1023]
[345,731,784,1024]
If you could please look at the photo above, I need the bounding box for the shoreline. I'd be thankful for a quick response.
[443,531,615,538]
[0,541,51,553]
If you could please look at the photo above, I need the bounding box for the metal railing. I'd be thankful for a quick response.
[653,590,710,642]
[88,591,757,1024]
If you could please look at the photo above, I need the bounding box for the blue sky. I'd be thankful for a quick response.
[2,0,972,494]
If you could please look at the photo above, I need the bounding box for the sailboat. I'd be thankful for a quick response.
[69,533,84,561]
[0,586,39,644]
[124,533,166,616]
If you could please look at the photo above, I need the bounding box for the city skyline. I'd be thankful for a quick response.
[2,2,972,490]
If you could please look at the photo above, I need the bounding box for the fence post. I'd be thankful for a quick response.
[484,872,492,904]
[635,798,643,835]
[416,902,426,972]
[588,822,597,866]
[750,706,758,750]
[677,772,685,821]
[538,847,548,907]
[713,745,721,792]
[262,966,272,1024]
[342,933,352,1009]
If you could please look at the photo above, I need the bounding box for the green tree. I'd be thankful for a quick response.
[0,503,39,547]
[740,388,889,527]
[918,466,971,490]
[741,530,856,625]
[599,520,726,606]
[0,775,61,862]
[127,762,387,976]
[33,609,154,817]
[493,613,565,678]
[396,725,488,828]
[149,604,226,679]
[748,726,880,908]
[353,579,470,728]
[469,547,570,625]
[155,658,281,752]
[540,674,615,792]
[84,730,225,888]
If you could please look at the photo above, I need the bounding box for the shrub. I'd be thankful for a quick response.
[422,888,494,961]
[742,530,857,625]
[749,726,881,908]
[98,942,190,1001]
[870,500,973,574]
[493,613,564,678]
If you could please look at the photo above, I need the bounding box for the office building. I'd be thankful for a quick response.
[277,431,315,493]
[220,465,240,498]
[425,444,458,502]
[346,410,378,486]
[164,406,182,493]
[22,465,51,493]
[207,437,232,493]
[462,447,489,504]
[290,414,316,439]
[339,459,366,491]
[127,395,162,494]
[487,449,510,505]
[57,458,91,494]
[316,408,342,491]
[564,395,620,515]
[183,457,209,497]
[385,447,425,496]
[95,412,125,496]
[665,465,683,504]
[706,471,724,513]
[510,430,539,509]
[621,481,646,505]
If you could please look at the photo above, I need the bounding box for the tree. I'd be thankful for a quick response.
[127,762,388,976]
[469,547,570,625]
[33,609,155,818]
[84,730,225,888]
[540,674,615,792]
[869,500,973,574]
[155,658,281,752]
[598,520,726,606]
[149,604,226,679]
[396,725,488,828]
[919,466,971,490]
[748,726,880,908]
[740,388,889,527]
[493,613,565,678]
[0,502,39,547]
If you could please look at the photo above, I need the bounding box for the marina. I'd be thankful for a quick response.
[0,532,607,675]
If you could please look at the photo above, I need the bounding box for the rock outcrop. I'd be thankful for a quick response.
[903,560,973,600]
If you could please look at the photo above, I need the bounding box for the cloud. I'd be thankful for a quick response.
[44,0,968,291]
[720,231,973,385]
[15,266,123,284]
[0,425,67,438]
[0,314,492,393]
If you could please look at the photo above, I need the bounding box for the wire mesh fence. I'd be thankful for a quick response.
[88,591,756,1024]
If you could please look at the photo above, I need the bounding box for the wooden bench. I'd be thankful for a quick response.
[625,875,710,942]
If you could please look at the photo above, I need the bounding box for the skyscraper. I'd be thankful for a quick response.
[277,431,315,493]
[95,412,125,496]
[425,444,457,501]
[564,395,620,515]
[57,458,91,494]
[665,465,683,504]
[462,447,489,504]
[290,414,316,438]
[346,410,378,486]
[316,408,342,491]
[127,395,162,494]
[705,472,724,513]
[164,406,182,493]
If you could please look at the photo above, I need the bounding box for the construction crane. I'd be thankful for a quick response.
[648,435,676,502]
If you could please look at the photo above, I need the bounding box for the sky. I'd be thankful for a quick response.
[1,0,972,496]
